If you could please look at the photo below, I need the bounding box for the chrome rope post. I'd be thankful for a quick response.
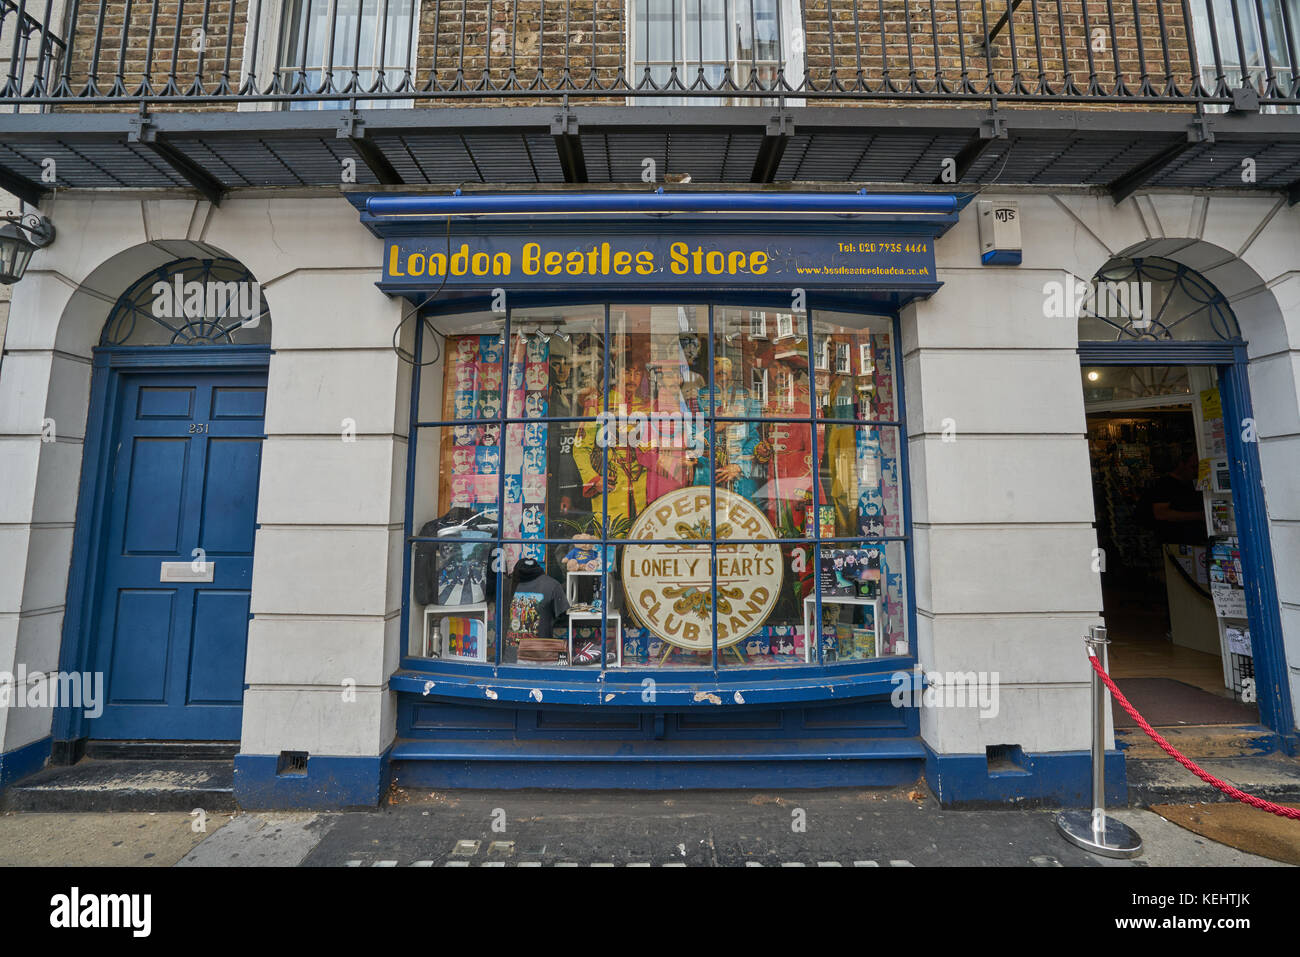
[1056,625,1143,858]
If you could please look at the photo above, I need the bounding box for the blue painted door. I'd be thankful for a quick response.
[87,371,266,740]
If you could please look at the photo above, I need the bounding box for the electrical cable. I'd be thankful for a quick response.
[391,203,458,367]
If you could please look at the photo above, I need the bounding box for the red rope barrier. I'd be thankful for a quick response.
[1089,655,1300,821]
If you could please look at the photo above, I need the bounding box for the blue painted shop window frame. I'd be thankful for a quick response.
[398,291,921,703]
[1079,339,1295,744]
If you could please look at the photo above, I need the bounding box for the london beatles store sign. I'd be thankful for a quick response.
[380,233,937,290]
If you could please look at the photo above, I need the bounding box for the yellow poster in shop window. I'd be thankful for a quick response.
[1200,387,1222,420]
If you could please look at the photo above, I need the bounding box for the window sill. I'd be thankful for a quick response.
[391,661,920,708]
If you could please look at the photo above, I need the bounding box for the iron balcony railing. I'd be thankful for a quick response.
[1,0,1298,108]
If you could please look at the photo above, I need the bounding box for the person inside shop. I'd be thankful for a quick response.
[1144,447,1207,547]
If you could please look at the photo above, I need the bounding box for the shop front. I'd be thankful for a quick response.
[4,188,1296,810]
[362,191,963,788]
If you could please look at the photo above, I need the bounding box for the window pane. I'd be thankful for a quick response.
[631,0,795,102]
[812,310,898,419]
[281,0,417,108]
[418,312,498,420]
[742,420,814,535]
[819,425,904,539]
[599,304,709,538]
[507,306,605,419]
[713,305,809,415]
[409,425,502,663]
[1081,366,1192,405]
[716,542,806,667]
[635,0,679,63]
[441,330,505,423]
[684,0,730,62]
[808,539,910,663]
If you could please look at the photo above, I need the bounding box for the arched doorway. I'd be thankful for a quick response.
[59,256,271,743]
[1078,256,1289,737]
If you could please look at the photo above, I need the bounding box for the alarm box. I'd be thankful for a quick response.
[977,199,1023,265]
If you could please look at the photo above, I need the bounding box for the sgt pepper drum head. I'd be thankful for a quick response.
[621,486,782,652]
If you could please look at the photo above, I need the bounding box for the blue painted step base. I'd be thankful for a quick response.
[389,737,926,790]
[234,751,392,810]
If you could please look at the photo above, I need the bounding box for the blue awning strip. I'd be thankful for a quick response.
[362,190,965,218]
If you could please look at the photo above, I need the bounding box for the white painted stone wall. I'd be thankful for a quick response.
[908,192,1300,761]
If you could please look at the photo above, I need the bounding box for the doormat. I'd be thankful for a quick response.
[1111,677,1257,728]
[1151,803,1300,866]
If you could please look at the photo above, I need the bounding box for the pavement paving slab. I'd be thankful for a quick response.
[177,812,337,867]
[0,811,221,867]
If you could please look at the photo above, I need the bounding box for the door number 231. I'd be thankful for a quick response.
[188,423,209,433]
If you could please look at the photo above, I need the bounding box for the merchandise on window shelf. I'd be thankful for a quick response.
[506,560,569,664]
[820,552,855,596]
[1209,539,1246,618]
[412,509,494,607]
[806,505,836,539]
[561,535,616,572]
[445,616,483,659]
[1210,499,1234,536]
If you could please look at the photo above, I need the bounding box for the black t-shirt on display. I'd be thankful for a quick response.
[505,563,570,651]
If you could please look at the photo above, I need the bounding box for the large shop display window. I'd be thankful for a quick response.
[407,303,910,673]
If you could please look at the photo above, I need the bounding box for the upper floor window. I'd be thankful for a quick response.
[631,0,802,104]
[1191,0,1300,108]
[278,0,418,109]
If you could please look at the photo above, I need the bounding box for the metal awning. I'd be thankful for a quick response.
[1,106,1298,205]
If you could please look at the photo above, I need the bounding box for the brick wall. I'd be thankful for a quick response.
[66,0,249,101]
[805,1,1196,98]
[54,0,1203,109]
